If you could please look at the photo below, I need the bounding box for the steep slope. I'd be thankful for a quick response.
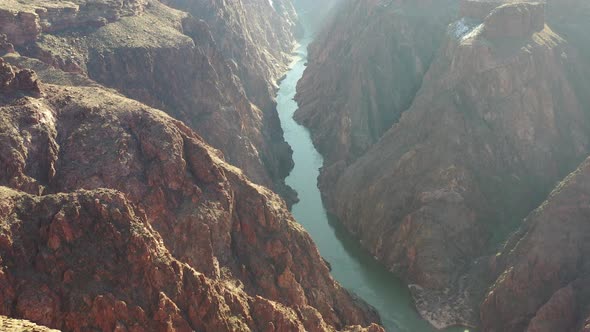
[0,58,383,331]
[294,0,458,170]
[480,157,590,332]
[0,0,296,202]
[322,2,590,328]
[161,0,299,110]
[0,187,383,332]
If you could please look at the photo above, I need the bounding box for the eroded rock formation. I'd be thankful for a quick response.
[294,0,459,171]
[297,0,590,328]
[161,0,299,110]
[0,57,41,97]
[0,0,297,203]
[0,0,148,45]
[481,157,590,332]
[0,59,383,331]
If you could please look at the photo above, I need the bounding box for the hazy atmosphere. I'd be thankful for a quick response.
[0,0,589,331]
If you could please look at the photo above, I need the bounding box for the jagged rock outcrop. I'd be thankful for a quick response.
[310,1,590,328]
[480,157,590,332]
[0,0,297,203]
[294,0,459,173]
[0,34,15,55]
[0,315,59,331]
[0,187,382,331]
[0,59,383,331]
[0,57,41,97]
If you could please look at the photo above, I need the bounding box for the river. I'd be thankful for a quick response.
[276,30,469,332]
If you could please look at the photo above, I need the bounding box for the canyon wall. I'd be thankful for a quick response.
[481,157,590,332]
[296,0,590,329]
[294,0,458,185]
[0,0,298,203]
[0,57,383,331]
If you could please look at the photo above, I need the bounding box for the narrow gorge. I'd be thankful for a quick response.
[295,0,590,331]
[275,20,467,332]
[1,0,590,332]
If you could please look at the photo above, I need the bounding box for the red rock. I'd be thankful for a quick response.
[0,0,297,204]
[525,285,576,332]
[0,7,41,46]
[0,60,383,331]
[295,0,590,329]
[480,158,590,331]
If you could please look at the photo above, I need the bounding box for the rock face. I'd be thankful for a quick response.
[0,34,15,55]
[0,315,58,332]
[0,187,381,332]
[0,0,148,45]
[294,0,459,171]
[161,0,299,110]
[0,0,297,203]
[0,57,41,97]
[0,59,383,331]
[299,1,590,328]
[480,157,590,332]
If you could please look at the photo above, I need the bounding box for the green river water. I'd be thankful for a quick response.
[275,31,470,332]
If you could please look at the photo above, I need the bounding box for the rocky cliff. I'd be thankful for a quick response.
[303,1,590,328]
[480,157,590,332]
[0,0,297,203]
[161,0,299,111]
[0,58,383,331]
[294,0,459,174]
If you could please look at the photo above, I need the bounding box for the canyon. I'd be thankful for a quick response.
[0,56,382,331]
[2,0,590,331]
[296,0,590,330]
[0,0,384,331]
